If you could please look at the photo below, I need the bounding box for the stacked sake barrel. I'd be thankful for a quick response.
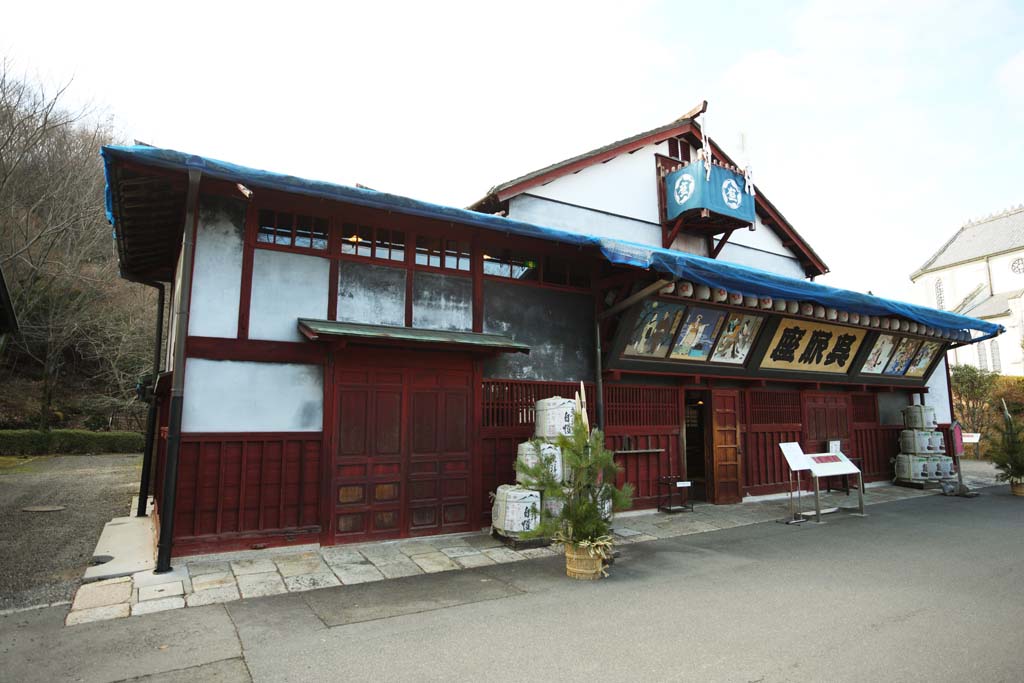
[491,397,574,539]
[895,405,955,484]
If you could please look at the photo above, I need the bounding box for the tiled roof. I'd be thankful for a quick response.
[963,289,1024,320]
[912,205,1024,278]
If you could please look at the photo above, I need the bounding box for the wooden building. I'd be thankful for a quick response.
[102,112,1000,564]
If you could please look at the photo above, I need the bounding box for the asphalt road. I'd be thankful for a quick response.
[0,455,140,611]
[2,483,1022,682]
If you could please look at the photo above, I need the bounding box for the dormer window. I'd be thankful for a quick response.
[665,137,691,162]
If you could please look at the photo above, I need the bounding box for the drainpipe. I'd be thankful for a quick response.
[155,165,202,573]
[136,282,165,517]
[594,320,605,430]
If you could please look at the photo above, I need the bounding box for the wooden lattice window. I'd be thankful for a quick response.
[257,210,328,250]
[748,390,802,427]
[852,394,878,424]
[340,223,405,262]
[605,385,679,427]
[415,235,470,271]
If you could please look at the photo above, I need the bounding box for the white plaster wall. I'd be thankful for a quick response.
[188,208,243,338]
[715,242,806,278]
[913,263,987,311]
[988,249,1024,293]
[248,249,330,342]
[509,194,663,247]
[526,141,663,224]
[182,359,323,432]
[915,356,952,424]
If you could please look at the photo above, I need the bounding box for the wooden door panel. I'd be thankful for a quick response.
[712,390,743,504]
[335,355,474,542]
[334,371,405,542]
[408,372,473,536]
[803,393,854,457]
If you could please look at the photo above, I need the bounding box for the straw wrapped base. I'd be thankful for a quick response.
[1011,481,1024,497]
[564,543,604,580]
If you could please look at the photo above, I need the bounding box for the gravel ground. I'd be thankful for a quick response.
[0,455,140,611]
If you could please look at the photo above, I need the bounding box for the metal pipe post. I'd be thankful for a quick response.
[136,283,165,517]
[594,320,605,430]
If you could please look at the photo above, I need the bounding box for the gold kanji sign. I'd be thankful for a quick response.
[759,319,866,374]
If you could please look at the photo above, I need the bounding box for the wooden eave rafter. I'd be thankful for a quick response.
[492,121,699,203]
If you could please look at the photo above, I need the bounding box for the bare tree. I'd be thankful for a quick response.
[0,60,152,429]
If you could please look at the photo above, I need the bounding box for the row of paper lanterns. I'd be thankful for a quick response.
[661,281,971,342]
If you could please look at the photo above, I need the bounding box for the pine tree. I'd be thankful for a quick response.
[515,412,633,555]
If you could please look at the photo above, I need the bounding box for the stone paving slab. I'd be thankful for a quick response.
[283,571,340,592]
[274,552,328,578]
[66,602,130,625]
[332,563,385,585]
[71,576,132,611]
[187,560,231,577]
[66,481,981,626]
[191,572,236,593]
[411,552,459,573]
[377,558,425,579]
[138,580,184,602]
[231,558,278,576]
[186,585,240,607]
[131,596,185,616]
[236,572,288,599]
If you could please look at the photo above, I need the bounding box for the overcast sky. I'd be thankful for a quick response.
[3,0,1022,302]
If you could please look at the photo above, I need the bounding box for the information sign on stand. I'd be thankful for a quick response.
[803,451,865,522]
[779,442,810,525]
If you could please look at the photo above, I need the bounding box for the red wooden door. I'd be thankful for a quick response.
[334,366,406,542]
[711,390,743,504]
[803,393,853,456]
[332,353,474,543]
[408,368,473,535]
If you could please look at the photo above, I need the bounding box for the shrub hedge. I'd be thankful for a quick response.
[0,429,144,455]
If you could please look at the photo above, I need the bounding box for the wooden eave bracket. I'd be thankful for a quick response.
[710,228,735,259]
[663,215,684,249]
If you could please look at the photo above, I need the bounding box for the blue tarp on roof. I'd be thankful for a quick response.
[101,145,1002,342]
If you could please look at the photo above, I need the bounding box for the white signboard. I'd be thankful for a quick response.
[780,442,811,471]
[962,432,981,444]
[805,451,861,478]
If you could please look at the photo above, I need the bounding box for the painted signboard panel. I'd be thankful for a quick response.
[709,313,763,365]
[861,334,897,375]
[904,340,942,378]
[759,319,866,374]
[623,300,685,358]
[884,338,921,376]
[669,306,727,362]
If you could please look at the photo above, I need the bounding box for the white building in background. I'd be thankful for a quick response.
[911,205,1024,375]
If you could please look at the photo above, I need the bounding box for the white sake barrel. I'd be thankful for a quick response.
[535,397,576,438]
[491,485,541,537]
[516,441,564,485]
[936,456,955,479]
[927,456,943,481]
[903,405,937,429]
[929,431,945,452]
[900,430,932,454]
[896,454,931,482]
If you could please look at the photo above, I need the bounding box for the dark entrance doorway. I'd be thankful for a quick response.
[684,390,710,501]
[332,350,475,543]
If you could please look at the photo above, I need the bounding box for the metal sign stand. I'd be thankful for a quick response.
[779,442,809,525]
[802,452,865,523]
